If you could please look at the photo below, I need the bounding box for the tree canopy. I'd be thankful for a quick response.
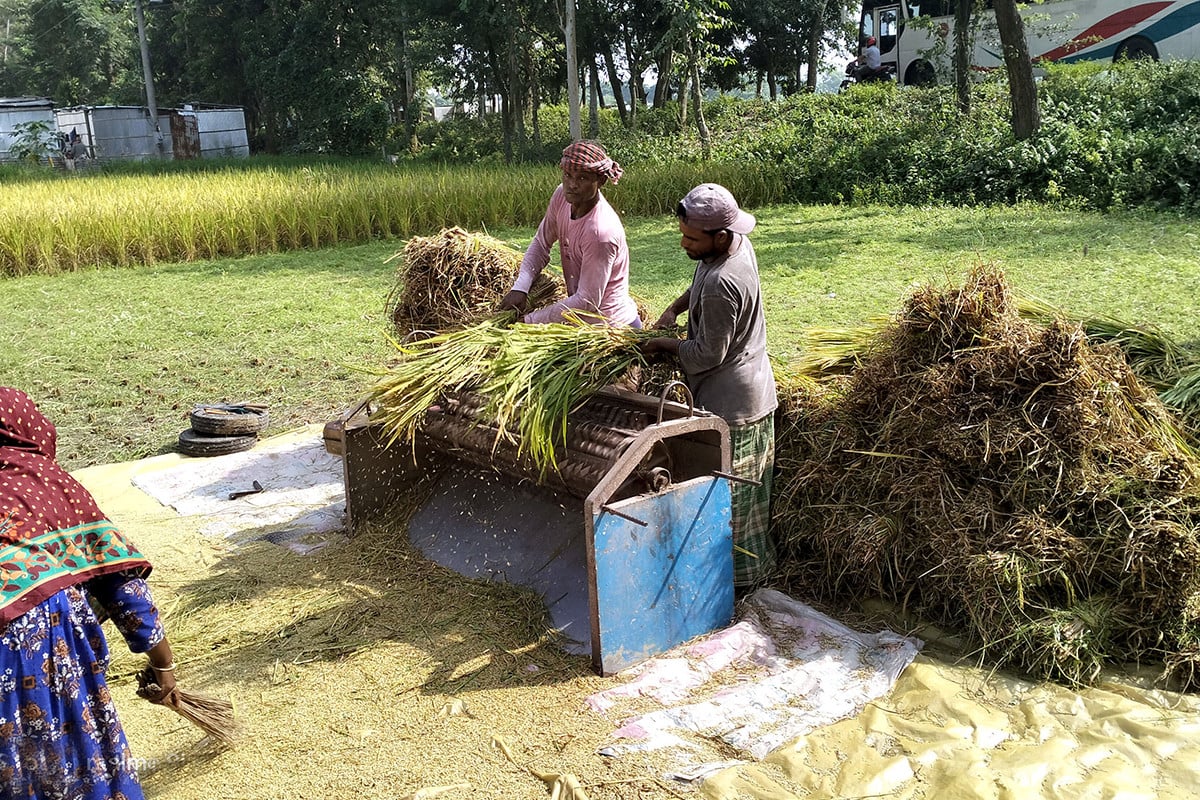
[0,0,855,154]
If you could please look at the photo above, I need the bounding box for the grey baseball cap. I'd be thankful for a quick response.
[678,183,756,235]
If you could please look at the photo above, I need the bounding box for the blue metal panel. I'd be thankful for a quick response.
[592,477,733,674]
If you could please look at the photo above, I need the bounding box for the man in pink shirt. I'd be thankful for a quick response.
[500,141,641,327]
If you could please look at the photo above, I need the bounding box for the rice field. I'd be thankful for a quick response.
[0,160,785,276]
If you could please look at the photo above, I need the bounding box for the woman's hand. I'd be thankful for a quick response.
[145,663,178,703]
[144,638,178,702]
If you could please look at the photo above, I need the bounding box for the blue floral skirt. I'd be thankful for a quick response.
[1,585,144,800]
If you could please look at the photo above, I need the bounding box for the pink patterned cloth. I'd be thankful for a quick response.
[560,140,623,184]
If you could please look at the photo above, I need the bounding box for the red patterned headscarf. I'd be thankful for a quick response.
[0,388,151,627]
[560,141,623,185]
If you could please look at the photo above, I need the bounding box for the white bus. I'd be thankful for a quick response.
[856,0,1200,86]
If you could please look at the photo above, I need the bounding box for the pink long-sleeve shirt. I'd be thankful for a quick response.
[512,185,639,326]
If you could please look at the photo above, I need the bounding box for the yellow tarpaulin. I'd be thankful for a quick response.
[702,656,1200,799]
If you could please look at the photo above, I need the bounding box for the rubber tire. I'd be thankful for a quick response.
[189,405,270,436]
[177,428,258,457]
[905,60,936,87]
[1115,36,1158,62]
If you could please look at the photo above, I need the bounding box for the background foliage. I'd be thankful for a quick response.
[3,61,1199,280]
[0,0,852,155]
[417,60,1200,211]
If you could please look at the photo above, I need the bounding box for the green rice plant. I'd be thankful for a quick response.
[363,314,658,473]
[1163,367,1200,421]
[790,319,889,377]
[0,159,791,276]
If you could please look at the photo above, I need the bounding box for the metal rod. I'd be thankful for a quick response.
[600,504,648,527]
[711,469,762,487]
[656,380,695,423]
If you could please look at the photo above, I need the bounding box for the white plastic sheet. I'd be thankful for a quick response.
[587,589,922,768]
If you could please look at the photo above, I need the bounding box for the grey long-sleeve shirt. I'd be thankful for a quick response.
[677,236,777,426]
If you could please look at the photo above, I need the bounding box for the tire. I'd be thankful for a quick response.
[905,60,936,87]
[189,404,270,436]
[1115,36,1158,62]
[177,428,258,457]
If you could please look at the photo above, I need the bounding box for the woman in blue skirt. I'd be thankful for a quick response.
[0,387,176,800]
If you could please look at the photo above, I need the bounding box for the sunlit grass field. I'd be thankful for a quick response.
[3,161,1199,470]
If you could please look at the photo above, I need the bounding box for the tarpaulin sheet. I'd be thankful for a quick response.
[699,653,1200,799]
[127,424,345,551]
[588,589,922,769]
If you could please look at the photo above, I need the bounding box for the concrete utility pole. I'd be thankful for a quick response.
[133,0,164,156]
[565,0,581,141]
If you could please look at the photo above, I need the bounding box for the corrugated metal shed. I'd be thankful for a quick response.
[184,104,250,158]
[0,97,55,162]
[54,104,249,162]
[54,105,167,161]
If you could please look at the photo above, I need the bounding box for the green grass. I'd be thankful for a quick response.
[4,203,1199,471]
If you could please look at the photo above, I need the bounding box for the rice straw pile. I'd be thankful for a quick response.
[1019,297,1200,439]
[774,265,1200,688]
[386,227,563,334]
[793,298,1200,440]
[363,313,661,474]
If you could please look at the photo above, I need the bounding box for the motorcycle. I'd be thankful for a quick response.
[838,60,896,91]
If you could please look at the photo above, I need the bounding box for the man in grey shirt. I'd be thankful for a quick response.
[641,183,778,588]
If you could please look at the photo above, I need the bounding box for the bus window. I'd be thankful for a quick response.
[909,0,951,17]
[879,7,899,54]
[859,13,876,43]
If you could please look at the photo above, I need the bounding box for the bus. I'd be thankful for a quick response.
[856,0,1200,86]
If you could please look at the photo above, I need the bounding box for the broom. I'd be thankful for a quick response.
[136,665,239,745]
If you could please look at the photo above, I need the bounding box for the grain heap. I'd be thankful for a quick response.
[386,227,563,334]
[775,266,1200,688]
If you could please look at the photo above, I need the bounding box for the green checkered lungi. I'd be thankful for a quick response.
[729,414,776,587]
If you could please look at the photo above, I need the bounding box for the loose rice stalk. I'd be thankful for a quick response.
[363,313,662,474]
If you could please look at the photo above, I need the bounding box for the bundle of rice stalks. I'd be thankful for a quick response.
[1019,296,1198,391]
[385,227,564,334]
[792,293,1200,442]
[774,265,1200,689]
[136,666,238,745]
[363,313,660,474]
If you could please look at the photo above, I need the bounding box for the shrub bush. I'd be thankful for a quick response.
[404,60,1200,211]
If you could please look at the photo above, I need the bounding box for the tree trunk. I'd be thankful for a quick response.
[627,72,639,130]
[507,41,527,158]
[563,0,581,140]
[399,19,419,152]
[487,47,514,162]
[677,68,690,129]
[688,42,710,160]
[653,48,673,108]
[954,0,973,113]
[588,61,600,138]
[621,22,641,130]
[532,69,542,148]
[601,44,628,126]
[806,0,828,92]
[993,0,1039,139]
[767,71,777,101]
